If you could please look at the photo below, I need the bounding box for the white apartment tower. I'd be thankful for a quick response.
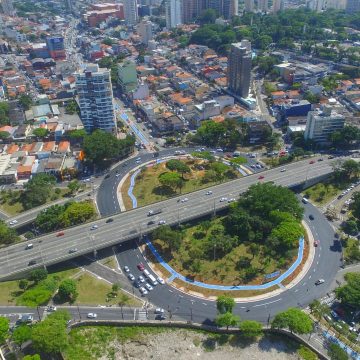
[244,0,254,11]
[75,64,116,133]
[304,106,345,143]
[258,0,268,11]
[166,0,182,29]
[272,0,284,12]
[1,0,15,16]
[138,19,153,45]
[124,0,138,26]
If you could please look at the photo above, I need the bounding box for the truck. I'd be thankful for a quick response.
[148,209,162,216]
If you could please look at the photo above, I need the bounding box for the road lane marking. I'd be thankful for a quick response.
[253,298,281,307]
[168,289,173,293]
[313,268,316,272]
[202,302,207,306]
[309,275,312,279]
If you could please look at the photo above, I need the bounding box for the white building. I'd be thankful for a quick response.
[75,64,116,133]
[165,0,182,29]
[138,19,153,45]
[304,106,345,143]
[124,0,138,26]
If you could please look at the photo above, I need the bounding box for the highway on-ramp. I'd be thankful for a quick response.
[0,156,336,281]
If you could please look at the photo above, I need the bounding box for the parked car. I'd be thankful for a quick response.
[137,263,145,271]
[138,275,145,283]
[139,287,148,295]
[145,283,153,291]
[128,273,135,281]
[124,266,130,273]
[157,277,165,285]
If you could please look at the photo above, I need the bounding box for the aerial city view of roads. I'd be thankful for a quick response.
[0,0,359,358]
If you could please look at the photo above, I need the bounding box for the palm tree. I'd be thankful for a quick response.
[309,299,330,324]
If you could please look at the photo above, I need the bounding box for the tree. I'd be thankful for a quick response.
[151,225,182,251]
[269,220,304,250]
[68,129,87,140]
[34,204,66,233]
[335,272,360,309]
[216,295,235,314]
[112,283,120,293]
[215,312,240,329]
[57,279,78,303]
[18,94,33,110]
[0,131,10,139]
[67,180,80,195]
[28,269,48,284]
[21,174,56,210]
[65,100,78,115]
[328,343,348,360]
[271,308,313,334]
[18,279,29,291]
[342,219,358,236]
[239,320,263,338]
[0,220,19,245]
[12,324,32,348]
[309,299,330,323]
[31,311,69,354]
[60,201,96,227]
[351,192,360,220]
[102,38,113,46]
[198,9,217,24]
[166,159,190,179]
[32,128,49,138]
[158,172,183,192]
[0,317,9,344]
[0,102,9,125]
[23,355,41,360]
[83,130,134,167]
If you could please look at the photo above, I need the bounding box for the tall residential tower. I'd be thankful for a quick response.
[124,0,138,26]
[166,0,182,28]
[75,64,116,133]
[227,40,252,99]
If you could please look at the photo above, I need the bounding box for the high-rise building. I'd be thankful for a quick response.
[182,0,198,23]
[306,0,325,11]
[46,36,66,60]
[75,64,116,133]
[118,60,138,94]
[304,106,345,143]
[272,0,283,12]
[1,0,15,16]
[166,0,182,28]
[227,40,252,99]
[222,0,238,19]
[65,0,73,13]
[258,0,268,12]
[138,18,153,45]
[244,0,254,11]
[346,0,360,13]
[124,0,138,26]
[326,0,346,9]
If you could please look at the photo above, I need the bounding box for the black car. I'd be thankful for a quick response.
[134,281,141,288]
[155,314,166,320]
[147,220,155,225]
[106,218,114,223]
[28,260,37,266]
[309,214,314,220]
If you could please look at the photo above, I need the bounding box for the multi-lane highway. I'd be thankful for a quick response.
[0,155,336,280]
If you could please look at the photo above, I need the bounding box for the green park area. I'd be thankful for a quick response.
[0,265,140,307]
[302,159,360,205]
[123,156,242,209]
[150,182,305,286]
[0,174,87,216]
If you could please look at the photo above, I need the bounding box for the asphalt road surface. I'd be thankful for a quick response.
[0,155,336,280]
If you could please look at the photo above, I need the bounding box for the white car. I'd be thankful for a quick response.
[138,275,145,283]
[87,313,97,319]
[280,168,286,172]
[158,220,166,225]
[154,308,165,314]
[315,279,325,285]
[124,266,130,273]
[128,273,135,281]
[157,277,165,285]
[220,197,228,202]
[9,220,18,226]
[145,283,153,291]
[228,198,236,203]
[90,225,98,230]
[180,198,188,203]
[139,287,148,295]
[205,191,213,195]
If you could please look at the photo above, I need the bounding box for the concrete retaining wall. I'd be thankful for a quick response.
[69,320,329,360]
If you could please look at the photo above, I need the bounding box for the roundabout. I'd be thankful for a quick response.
[96,148,342,323]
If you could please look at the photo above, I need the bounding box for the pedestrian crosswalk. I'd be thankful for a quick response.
[138,310,148,321]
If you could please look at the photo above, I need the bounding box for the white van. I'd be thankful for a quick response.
[143,269,150,277]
